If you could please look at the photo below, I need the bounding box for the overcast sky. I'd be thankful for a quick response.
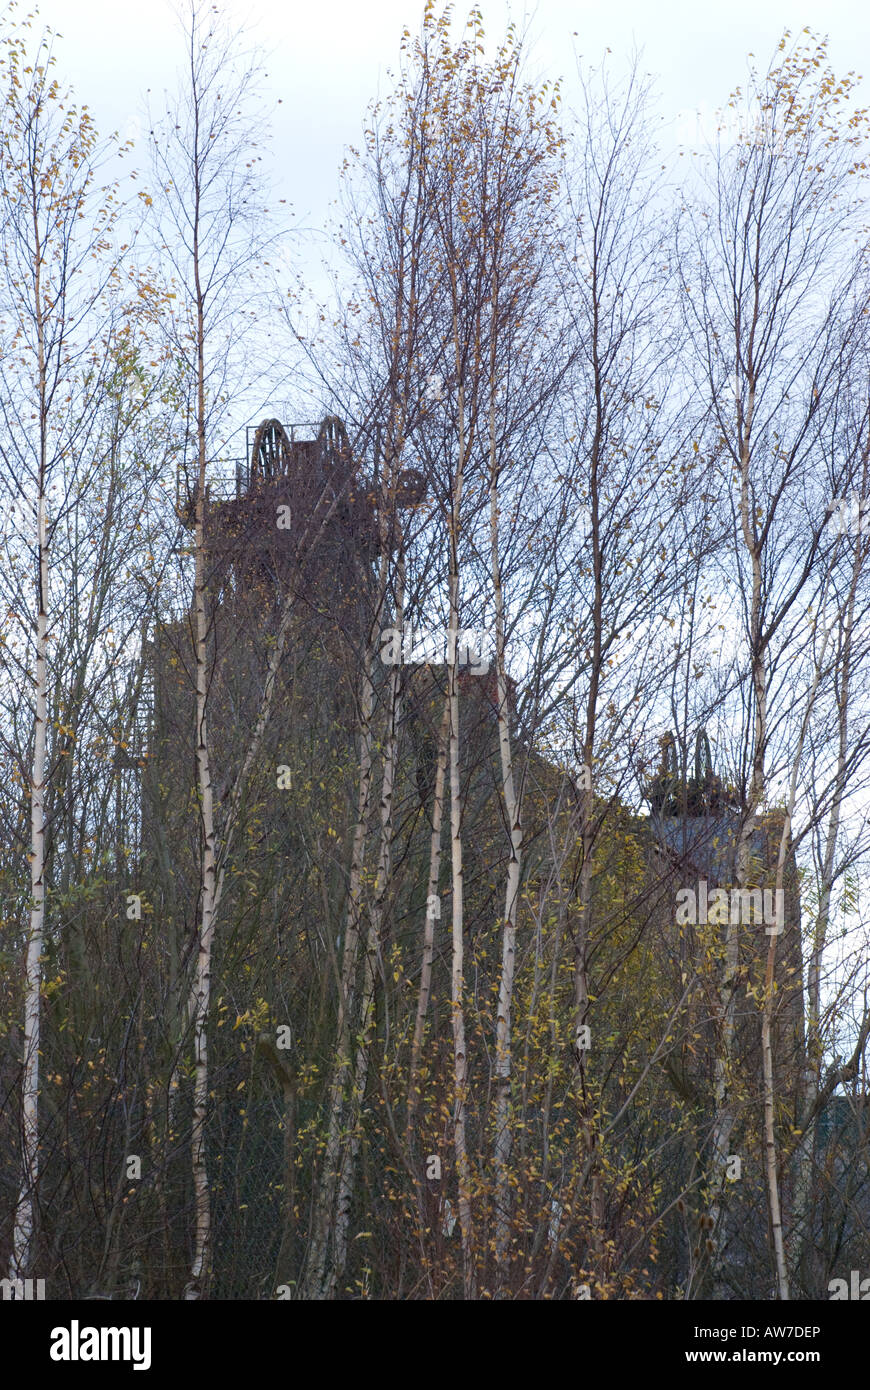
[19,0,868,429]
[28,0,870,230]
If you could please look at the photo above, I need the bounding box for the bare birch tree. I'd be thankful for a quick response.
[679,31,870,1295]
[146,0,280,1296]
[0,20,141,1279]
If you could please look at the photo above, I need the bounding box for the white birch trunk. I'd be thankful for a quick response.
[407,701,449,1138]
[9,494,48,1280]
[490,406,523,1289]
[186,455,219,1298]
[446,356,473,1293]
[304,639,376,1298]
[762,642,825,1303]
[329,564,405,1294]
[448,562,473,1294]
[761,945,788,1299]
[709,392,761,1289]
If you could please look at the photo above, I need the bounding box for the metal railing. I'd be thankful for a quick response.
[175,459,246,517]
[175,423,326,519]
[244,420,322,463]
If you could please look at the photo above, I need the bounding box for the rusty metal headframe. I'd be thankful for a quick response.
[249,418,293,485]
[175,414,429,554]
